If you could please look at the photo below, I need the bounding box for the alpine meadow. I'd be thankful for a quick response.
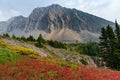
[0,0,120,80]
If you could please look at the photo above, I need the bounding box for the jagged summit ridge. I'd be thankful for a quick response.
[0,4,114,42]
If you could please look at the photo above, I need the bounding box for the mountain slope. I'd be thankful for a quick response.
[1,4,114,42]
[0,37,120,80]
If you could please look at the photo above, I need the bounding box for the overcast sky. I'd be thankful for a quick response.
[0,0,120,22]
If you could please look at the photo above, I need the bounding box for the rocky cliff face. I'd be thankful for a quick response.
[1,4,114,42]
[25,4,113,33]
[0,17,17,34]
[0,16,27,36]
[7,16,27,32]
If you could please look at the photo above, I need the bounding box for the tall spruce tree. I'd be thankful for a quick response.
[106,25,116,53]
[35,34,46,48]
[106,25,118,69]
[99,27,108,57]
[115,21,120,49]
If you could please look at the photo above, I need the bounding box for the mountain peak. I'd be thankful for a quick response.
[49,4,62,8]
[1,4,114,42]
[48,4,63,11]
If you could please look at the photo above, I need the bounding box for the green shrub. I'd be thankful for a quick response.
[47,40,66,49]
[80,59,88,65]
[61,61,68,67]
[2,33,10,38]
[0,48,20,64]
[83,42,100,56]
[69,63,80,69]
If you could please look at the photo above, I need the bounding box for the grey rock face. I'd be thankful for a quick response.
[25,4,113,33]
[0,4,114,42]
[7,16,27,32]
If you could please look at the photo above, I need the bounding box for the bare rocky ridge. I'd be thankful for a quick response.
[0,4,114,42]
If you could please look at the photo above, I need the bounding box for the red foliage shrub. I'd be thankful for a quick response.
[0,57,120,80]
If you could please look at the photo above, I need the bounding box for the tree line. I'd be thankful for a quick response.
[1,33,66,49]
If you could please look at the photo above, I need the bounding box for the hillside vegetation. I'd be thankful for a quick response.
[0,33,120,80]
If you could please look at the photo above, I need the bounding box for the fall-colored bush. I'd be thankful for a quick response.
[7,46,38,55]
[0,57,120,80]
[0,39,120,80]
[0,39,38,56]
[0,39,7,48]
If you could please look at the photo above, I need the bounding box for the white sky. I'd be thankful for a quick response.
[0,0,120,22]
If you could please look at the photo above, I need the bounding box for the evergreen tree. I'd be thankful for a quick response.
[83,42,99,56]
[106,25,116,53]
[47,40,66,49]
[3,33,10,38]
[115,21,120,49]
[12,34,16,39]
[27,35,35,41]
[106,25,118,69]
[99,27,108,55]
[35,34,46,48]
[21,36,27,41]
[114,21,120,69]
[99,24,120,70]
